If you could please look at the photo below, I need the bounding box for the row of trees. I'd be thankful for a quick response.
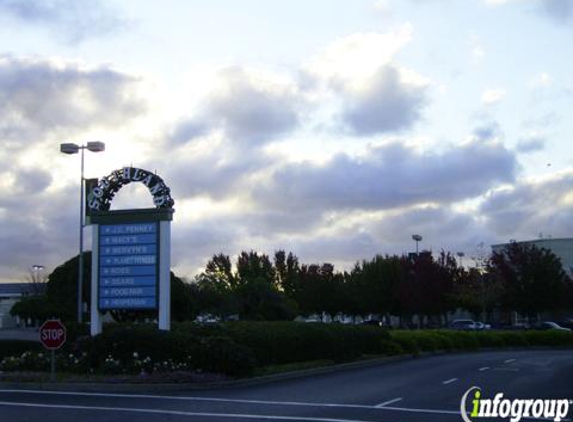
[190,243,572,325]
[11,242,573,325]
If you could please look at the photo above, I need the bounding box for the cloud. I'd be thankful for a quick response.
[472,121,502,141]
[516,135,546,153]
[200,67,302,146]
[484,0,572,25]
[540,0,573,24]
[255,141,517,212]
[0,0,127,43]
[481,88,507,105]
[480,171,573,238]
[0,55,144,149]
[342,65,428,135]
[304,26,428,136]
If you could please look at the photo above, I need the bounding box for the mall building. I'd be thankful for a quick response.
[491,237,573,276]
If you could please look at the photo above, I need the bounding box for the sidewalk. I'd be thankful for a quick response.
[0,328,39,341]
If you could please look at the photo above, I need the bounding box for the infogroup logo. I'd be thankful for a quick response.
[460,386,571,422]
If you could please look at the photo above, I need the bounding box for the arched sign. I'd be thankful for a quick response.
[89,166,174,336]
[88,167,174,212]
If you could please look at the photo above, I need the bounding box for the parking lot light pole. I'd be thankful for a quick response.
[60,141,105,323]
[412,234,422,256]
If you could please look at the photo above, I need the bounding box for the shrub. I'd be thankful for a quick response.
[390,331,420,355]
[194,336,256,377]
[0,340,41,360]
[223,322,390,365]
[522,330,573,347]
[379,340,403,356]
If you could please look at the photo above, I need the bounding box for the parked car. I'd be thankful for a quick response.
[448,319,478,330]
[361,319,383,327]
[558,319,573,330]
[533,321,571,332]
[474,321,491,330]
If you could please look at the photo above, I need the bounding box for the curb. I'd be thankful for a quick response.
[0,354,413,393]
[1,347,571,393]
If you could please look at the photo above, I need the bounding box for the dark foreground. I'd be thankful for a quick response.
[1,349,572,422]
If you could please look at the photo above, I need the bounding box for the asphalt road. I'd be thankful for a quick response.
[0,349,572,422]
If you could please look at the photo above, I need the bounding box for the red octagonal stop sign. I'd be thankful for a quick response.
[39,319,67,350]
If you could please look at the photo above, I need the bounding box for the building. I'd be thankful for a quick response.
[0,283,44,328]
[491,238,573,326]
[491,237,573,276]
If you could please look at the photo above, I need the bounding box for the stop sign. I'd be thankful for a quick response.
[39,320,67,350]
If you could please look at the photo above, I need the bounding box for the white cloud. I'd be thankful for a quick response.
[172,66,303,146]
[0,0,127,43]
[304,25,429,136]
[0,55,144,151]
[255,140,517,212]
[481,88,507,105]
[305,25,414,88]
[481,171,573,238]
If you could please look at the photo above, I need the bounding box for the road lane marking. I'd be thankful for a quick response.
[493,367,519,372]
[504,359,516,364]
[0,390,460,416]
[0,401,376,422]
[375,397,403,408]
[478,367,490,371]
[442,378,458,385]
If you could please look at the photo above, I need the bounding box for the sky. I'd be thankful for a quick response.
[0,0,572,282]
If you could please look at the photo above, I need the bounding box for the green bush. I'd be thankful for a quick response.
[379,340,403,356]
[522,330,573,347]
[0,340,41,360]
[194,336,256,377]
[222,322,390,365]
[390,331,420,355]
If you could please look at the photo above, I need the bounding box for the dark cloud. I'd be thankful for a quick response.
[480,172,573,238]
[0,56,144,149]
[341,65,427,135]
[203,67,302,145]
[516,136,545,153]
[255,141,517,212]
[472,121,502,141]
[169,119,209,145]
[540,0,573,25]
[156,147,269,200]
[0,0,127,43]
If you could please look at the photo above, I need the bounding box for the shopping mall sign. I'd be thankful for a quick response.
[88,167,174,336]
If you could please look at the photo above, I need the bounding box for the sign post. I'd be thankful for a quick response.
[87,167,175,336]
[39,320,66,381]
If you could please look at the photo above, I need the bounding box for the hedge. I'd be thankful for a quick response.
[388,329,573,355]
[1,324,572,378]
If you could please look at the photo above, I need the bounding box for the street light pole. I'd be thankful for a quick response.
[412,234,422,256]
[78,146,85,324]
[60,141,105,324]
[456,251,465,268]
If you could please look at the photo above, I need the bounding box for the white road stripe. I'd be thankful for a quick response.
[0,401,371,422]
[504,359,516,364]
[442,378,458,385]
[375,397,403,408]
[478,366,490,371]
[0,389,461,416]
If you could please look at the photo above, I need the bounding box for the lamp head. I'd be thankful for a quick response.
[60,143,79,154]
[87,141,105,152]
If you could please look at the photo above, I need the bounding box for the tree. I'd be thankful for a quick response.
[195,251,298,321]
[45,252,92,321]
[489,242,571,318]
[10,295,59,325]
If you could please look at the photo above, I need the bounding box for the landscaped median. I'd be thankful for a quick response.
[1,322,572,384]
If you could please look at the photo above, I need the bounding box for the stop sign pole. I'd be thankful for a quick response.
[39,320,67,381]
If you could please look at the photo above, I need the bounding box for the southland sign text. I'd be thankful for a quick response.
[88,167,174,212]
